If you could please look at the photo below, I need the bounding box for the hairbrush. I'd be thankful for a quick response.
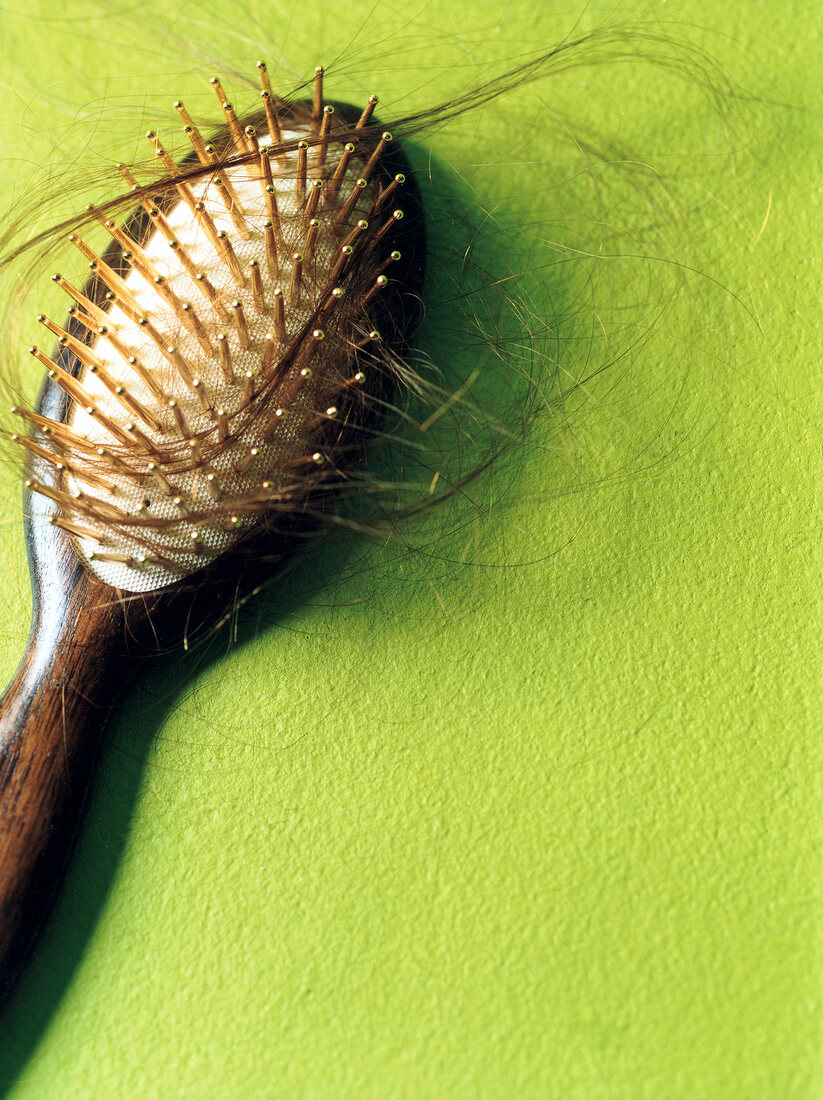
[0,63,425,994]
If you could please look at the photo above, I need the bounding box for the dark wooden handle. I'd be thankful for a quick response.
[0,556,126,992]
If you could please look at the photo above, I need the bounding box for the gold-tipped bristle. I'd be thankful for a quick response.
[211,168,251,239]
[303,219,320,265]
[342,219,369,250]
[191,266,231,323]
[30,346,90,407]
[362,274,389,308]
[117,162,140,191]
[179,300,215,356]
[317,105,334,170]
[263,220,279,281]
[15,433,117,495]
[51,274,108,327]
[65,304,100,333]
[168,399,192,439]
[328,245,354,287]
[249,261,265,313]
[375,250,402,279]
[372,208,404,246]
[224,102,251,156]
[323,366,368,398]
[278,351,318,406]
[260,91,284,157]
[209,76,228,108]
[216,407,230,442]
[356,95,379,130]
[258,150,281,234]
[13,406,98,454]
[241,371,255,408]
[188,197,228,257]
[88,550,137,565]
[174,101,211,166]
[75,494,135,524]
[244,125,260,157]
[235,446,259,474]
[203,471,222,499]
[14,434,79,481]
[38,313,104,370]
[256,60,272,95]
[216,334,233,383]
[107,385,164,435]
[95,444,139,480]
[288,253,304,307]
[191,377,211,413]
[327,142,355,204]
[303,179,322,227]
[92,212,155,278]
[141,202,178,248]
[231,300,251,349]
[362,132,392,180]
[272,288,285,343]
[296,141,308,204]
[371,172,406,214]
[210,79,246,156]
[215,229,245,287]
[147,461,175,493]
[188,438,205,466]
[260,333,275,372]
[312,67,324,124]
[68,234,132,300]
[165,346,196,389]
[97,330,168,402]
[51,514,110,542]
[25,477,86,510]
[124,420,161,456]
[334,178,368,229]
[319,286,346,324]
[146,130,176,175]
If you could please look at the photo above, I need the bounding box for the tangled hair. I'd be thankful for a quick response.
[0,25,736,633]
[0,9,753,1023]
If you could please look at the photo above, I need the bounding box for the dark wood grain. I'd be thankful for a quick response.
[0,527,126,991]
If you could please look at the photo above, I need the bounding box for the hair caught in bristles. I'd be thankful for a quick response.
[10,63,427,594]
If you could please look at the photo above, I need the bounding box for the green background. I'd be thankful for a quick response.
[0,1,820,1097]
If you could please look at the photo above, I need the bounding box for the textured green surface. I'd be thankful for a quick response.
[0,1,820,1097]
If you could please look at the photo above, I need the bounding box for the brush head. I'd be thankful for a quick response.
[16,72,425,594]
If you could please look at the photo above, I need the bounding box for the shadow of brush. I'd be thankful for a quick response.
[0,140,575,1092]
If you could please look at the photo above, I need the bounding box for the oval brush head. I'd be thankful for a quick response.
[15,65,424,594]
[0,64,425,996]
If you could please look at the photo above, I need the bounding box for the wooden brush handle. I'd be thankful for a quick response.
[0,551,125,991]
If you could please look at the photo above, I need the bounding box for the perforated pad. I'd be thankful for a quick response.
[57,126,376,593]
